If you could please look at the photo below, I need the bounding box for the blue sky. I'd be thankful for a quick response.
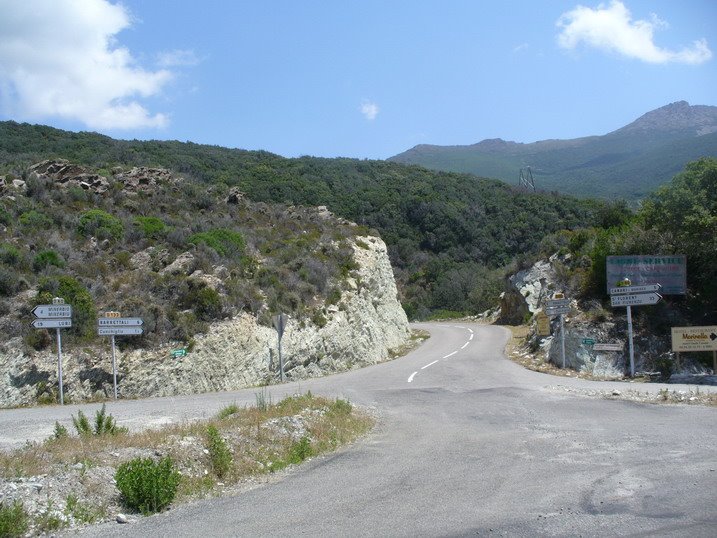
[0,0,715,159]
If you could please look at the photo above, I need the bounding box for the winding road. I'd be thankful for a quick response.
[4,323,717,536]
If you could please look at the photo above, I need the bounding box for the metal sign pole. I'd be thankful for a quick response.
[56,328,64,405]
[278,335,284,382]
[111,335,118,400]
[560,313,566,369]
[626,305,635,377]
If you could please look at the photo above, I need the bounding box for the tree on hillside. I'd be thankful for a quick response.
[640,157,717,317]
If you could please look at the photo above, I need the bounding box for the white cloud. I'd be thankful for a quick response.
[556,1,712,65]
[0,0,173,129]
[361,100,379,121]
[157,49,200,68]
[513,43,530,53]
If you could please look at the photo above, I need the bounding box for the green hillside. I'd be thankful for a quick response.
[0,121,611,319]
[389,102,717,200]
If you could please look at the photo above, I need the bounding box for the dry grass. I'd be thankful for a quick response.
[388,329,430,359]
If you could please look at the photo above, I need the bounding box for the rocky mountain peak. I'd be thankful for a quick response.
[615,101,717,136]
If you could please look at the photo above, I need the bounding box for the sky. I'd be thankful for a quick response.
[0,0,715,159]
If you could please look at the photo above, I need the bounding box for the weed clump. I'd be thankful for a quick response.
[115,457,181,515]
[206,425,233,478]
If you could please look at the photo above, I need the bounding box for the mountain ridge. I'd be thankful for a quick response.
[389,101,717,199]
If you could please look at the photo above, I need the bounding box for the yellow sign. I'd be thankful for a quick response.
[536,311,551,336]
[671,326,717,352]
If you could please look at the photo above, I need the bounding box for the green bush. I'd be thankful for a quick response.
[115,457,181,515]
[188,228,245,258]
[0,267,19,296]
[0,243,22,266]
[181,285,222,321]
[37,276,96,338]
[33,250,65,272]
[206,425,233,478]
[0,500,29,537]
[134,216,167,239]
[287,436,313,464]
[19,209,52,230]
[77,209,124,241]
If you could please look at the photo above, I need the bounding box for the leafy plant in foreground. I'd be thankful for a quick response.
[115,457,181,515]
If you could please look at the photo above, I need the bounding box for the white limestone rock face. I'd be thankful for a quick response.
[0,236,410,406]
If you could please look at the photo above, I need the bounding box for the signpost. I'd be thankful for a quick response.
[609,280,662,377]
[593,342,624,352]
[545,296,570,368]
[610,293,662,307]
[671,326,717,373]
[98,312,143,399]
[171,349,187,358]
[32,298,72,405]
[582,338,595,347]
[273,313,289,382]
[536,311,551,336]
[606,255,686,295]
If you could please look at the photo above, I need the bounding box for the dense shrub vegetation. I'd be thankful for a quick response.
[0,121,611,321]
[115,457,181,514]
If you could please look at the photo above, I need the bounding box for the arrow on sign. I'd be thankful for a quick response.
[32,305,72,318]
[32,318,72,329]
[98,327,143,336]
[610,293,662,307]
[98,317,143,327]
[609,284,662,296]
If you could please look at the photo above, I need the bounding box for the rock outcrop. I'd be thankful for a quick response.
[0,236,410,406]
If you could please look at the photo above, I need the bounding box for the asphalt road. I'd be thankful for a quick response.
[4,323,717,536]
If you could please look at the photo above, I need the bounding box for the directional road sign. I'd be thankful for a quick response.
[610,293,662,307]
[545,306,570,316]
[609,284,662,296]
[32,304,72,318]
[593,343,624,351]
[171,349,187,358]
[547,298,570,308]
[31,318,72,329]
[98,327,143,336]
[98,317,143,327]
[582,338,595,346]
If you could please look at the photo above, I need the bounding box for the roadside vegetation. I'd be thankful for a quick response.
[0,392,373,535]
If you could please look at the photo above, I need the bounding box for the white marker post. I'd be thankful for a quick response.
[32,298,72,405]
[272,313,288,382]
[98,312,143,399]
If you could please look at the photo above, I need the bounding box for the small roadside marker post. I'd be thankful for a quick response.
[32,297,72,405]
[273,313,288,382]
[98,312,143,399]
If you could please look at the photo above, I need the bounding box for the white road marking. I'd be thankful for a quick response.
[461,342,469,349]
[421,360,438,370]
[407,372,418,383]
[468,328,474,334]
[443,351,457,359]
[469,333,474,340]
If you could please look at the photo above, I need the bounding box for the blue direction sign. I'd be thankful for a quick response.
[98,317,143,327]
[32,304,72,318]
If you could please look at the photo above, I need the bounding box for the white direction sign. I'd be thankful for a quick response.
[98,317,143,327]
[32,318,72,329]
[593,343,623,352]
[610,293,662,307]
[32,304,72,318]
[545,306,570,316]
[609,284,662,296]
[547,298,570,308]
[98,327,143,336]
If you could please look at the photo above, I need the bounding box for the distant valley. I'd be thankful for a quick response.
[389,101,717,200]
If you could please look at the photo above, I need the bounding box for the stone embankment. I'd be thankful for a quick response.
[0,236,410,407]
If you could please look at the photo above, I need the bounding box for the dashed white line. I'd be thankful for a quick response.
[407,371,418,383]
[469,333,474,340]
[443,351,457,359]
[461,342,469,349]
[421,360,438,370]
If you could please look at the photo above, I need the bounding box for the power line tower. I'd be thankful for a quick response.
[518,166,536,191]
